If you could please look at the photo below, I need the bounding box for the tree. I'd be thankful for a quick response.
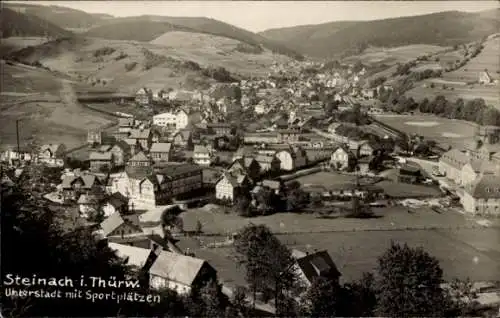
[196,220,203,234]
[300,276,339,317]
[234,225,298,310]
[234,196,252,217]
[338,272,377,317]
[375,242,448,317]
[200,280,227,317]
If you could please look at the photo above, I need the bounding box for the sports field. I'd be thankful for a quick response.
[374,114,477,149]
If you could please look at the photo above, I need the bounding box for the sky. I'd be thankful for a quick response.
[11,1,500,32]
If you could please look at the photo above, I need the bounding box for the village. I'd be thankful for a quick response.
[2,57,500,314]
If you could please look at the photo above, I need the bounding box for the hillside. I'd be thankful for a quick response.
[3,3,113,31]
[7,35,293,94]
[259,9,500,58]
[82,16,303,60]
[0,7,73,38]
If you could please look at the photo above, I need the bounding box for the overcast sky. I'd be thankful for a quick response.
[12,1,500,32]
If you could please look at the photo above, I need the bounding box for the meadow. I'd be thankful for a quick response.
[374,114,477,149]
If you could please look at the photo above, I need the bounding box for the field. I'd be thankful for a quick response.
[0,36,49,57]
[10,36,292,94]
[374,114,477,149]
[183,204,500,285]
[293,171,357,189]
[405,36,500,108]
[0,62,115,148]
[345,44,448,66]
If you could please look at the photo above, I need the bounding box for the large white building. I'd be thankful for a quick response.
[153,109,199,130]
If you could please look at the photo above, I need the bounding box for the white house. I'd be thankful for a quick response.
[153,109,200,130]
[330,146,355,170]
[275,146,307,171]
[149,250,217,294]
[215,173,250,202]
[193,145,213,166]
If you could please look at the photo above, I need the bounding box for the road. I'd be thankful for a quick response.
[221,285,276,314]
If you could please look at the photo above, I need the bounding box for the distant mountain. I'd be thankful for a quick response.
[0,8,73,38]
[259,9,500,58]
[3,3,113,30]
[83,16,304,60]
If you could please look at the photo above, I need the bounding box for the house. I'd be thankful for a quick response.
[172,130,193,148]
[273,117,289,130]
[61,174,103,201]
[439,148,470,185]
[276,145,307,171]
[277,130,300,143]
[149,250,217,294]
[124,138,139,155]
[108,243,158,272]
[1,148,33,164]
[478,71,492,85]
[103,192,130,217]
[461,174,500,216]
[254,101,268,115]
[207,123,232,136]
[193,145,213,166]
[292,249,341,288]
[38,144,66,166]
[461,160,498,186]
[118,117,136,134]
[89,151,113,172]
[215,173,251,202]
[398,165,423,184]
[156,164,203,200]
[100,212,143,238]
[153,112,178,130]
[150,143,172,163]
[128,151,151,167]
[228,156,261,181]
[255,154,281,174]
[330,146,355,170]
[357,141,375,157]
[87,130,102,145]
[129,128,152,151]
[135,87,153,105]
[153,109,200,131]
[110,141,131,166]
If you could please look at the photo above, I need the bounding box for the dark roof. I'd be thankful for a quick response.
[399,164,421,175]
[156,163,202,178]
[125,166,154,180]
[295,250,341,284]
[464,174,500,199]
[108,192,129,209]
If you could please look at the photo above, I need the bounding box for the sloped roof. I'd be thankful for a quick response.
[77,194,98,205]
[130,129,151,139]
[61,174,100,189]
[150,143,172,153]
[129,151,149,162]
[333,145,355,157]
[295,250,341,284]
[262,179,281,190]
[440,148,470,169]
[464,174,500,199]
[194,145,210,154]
[40,144,62,155]
[108,192,129,209]
[89,151,112,161]
[149,250,207,286]
[119,117,135,127]
[100,212,125,237]
[108,243,152,269]
[255,154,278,164]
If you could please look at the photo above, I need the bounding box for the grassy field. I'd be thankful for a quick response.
[294,171,358,189]
[1,62,115,148]
[405,36,500,108]
[11,36,291,94]
[182,204,481,236]
[346,45,448,66]
[181,197,500,286]
[374,114,477,149]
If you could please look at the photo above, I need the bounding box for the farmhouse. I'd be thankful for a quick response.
[149,251,217,294]
[228,156,261,180]
[275,145,308,171]
[255,154,281,173]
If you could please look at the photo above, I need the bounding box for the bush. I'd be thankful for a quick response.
[114,52,128,61]
[124,62,137,72]
[142,49,167,70]
[93,47,115,58]
[235,43,263,54]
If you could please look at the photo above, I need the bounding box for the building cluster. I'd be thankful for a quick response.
[438,126,500,215]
